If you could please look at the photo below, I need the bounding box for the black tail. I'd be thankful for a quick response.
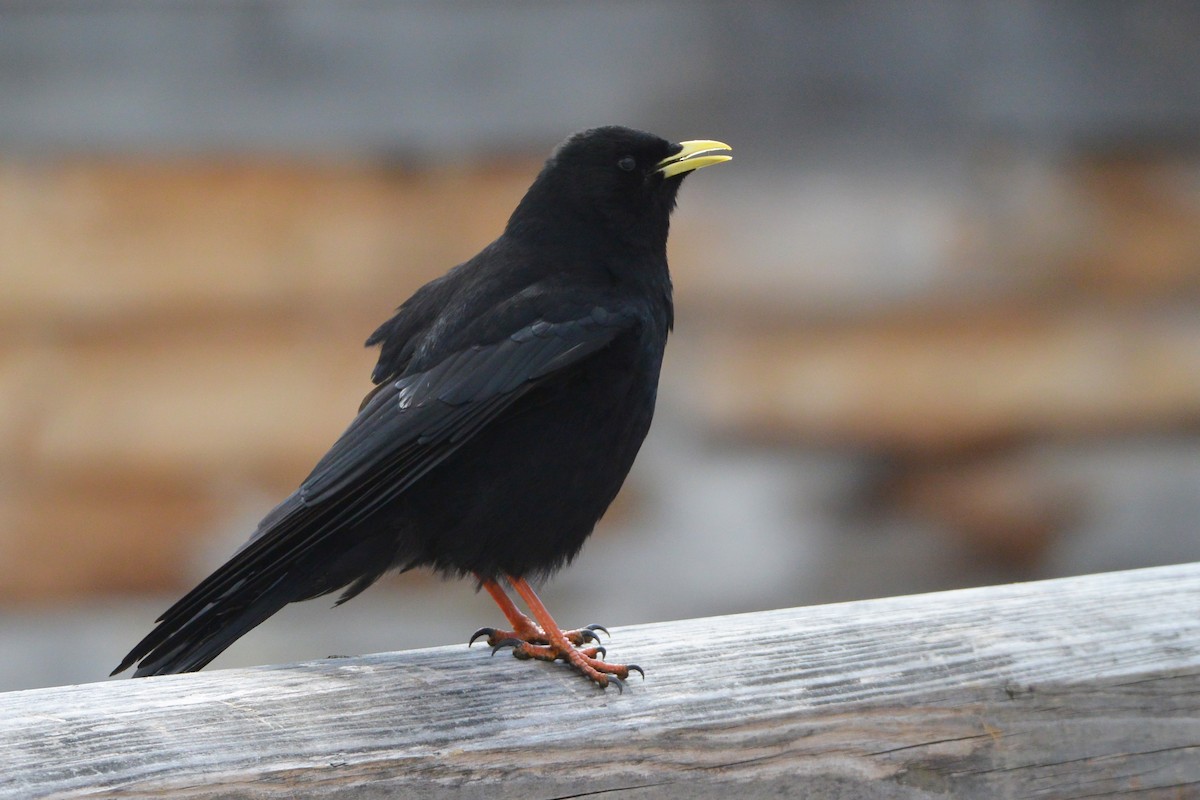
[112,489,406,677]
[112,572,299,677]
[113,493,325,677]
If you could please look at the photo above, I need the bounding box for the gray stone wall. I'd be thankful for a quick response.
[2,3,1197,156]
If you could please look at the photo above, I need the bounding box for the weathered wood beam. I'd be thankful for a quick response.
[2,563,1198,799]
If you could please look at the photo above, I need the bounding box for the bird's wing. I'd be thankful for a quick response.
[113,308,636,676]
[301,307,634,505]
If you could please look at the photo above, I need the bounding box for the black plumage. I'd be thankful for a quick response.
[113,126,731,687]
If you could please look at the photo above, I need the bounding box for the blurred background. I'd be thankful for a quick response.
[3,2,1200,692]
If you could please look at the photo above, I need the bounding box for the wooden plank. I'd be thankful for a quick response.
[0,476,212,600]
[2,563,1197,799]
[697,308,1200,453]
[0,159,531,326]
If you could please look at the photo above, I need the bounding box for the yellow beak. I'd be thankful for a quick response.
[655,139,733,179]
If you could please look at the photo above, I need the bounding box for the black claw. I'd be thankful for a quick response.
[591,646,607,659]
[490,637,524,656]
[625,664,644,679]
[607,675,625,693]
[585,623,610,638]
[469,627,496,647]
[577,629,601,645]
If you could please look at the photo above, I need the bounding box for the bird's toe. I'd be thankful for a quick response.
[490,637,525,656]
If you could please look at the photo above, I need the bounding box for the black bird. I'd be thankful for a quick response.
[113,126,731,688]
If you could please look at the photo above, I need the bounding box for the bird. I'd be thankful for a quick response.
[112,126,731,689]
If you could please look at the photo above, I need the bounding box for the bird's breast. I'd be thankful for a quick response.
[395,322,666,578]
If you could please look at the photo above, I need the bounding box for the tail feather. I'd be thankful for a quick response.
[112,496,406,677]
[115,575,296,677]
[114,493,327,677]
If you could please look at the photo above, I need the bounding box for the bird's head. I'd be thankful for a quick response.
[507,126,732,254]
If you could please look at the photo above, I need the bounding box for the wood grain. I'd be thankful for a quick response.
[2,563,1198,798]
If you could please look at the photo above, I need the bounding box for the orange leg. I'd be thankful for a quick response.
[469,574,607,649]
[477,576,543,641]
[504,576,641,689]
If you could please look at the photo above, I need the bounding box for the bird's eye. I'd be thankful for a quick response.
[617,156,637,172]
